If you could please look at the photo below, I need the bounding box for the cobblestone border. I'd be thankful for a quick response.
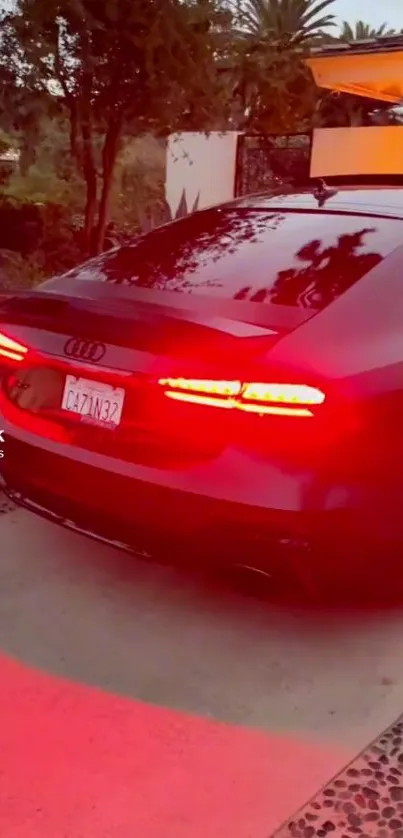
[0,489,16,515]
[272,716,403,837]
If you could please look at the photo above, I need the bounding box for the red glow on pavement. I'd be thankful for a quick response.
[0,653,351,838]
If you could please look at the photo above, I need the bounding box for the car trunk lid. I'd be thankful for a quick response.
[0,287,312,468]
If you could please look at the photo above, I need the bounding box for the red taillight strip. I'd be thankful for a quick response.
[0,348,26,361]
[241,382,325,406]
[237,402,313,418]
[158,378,325,417]
[159,378,242,396]
[165,390,313,417]
[165,391,235,409]
[0,331,28,362]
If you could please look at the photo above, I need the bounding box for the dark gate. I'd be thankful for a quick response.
[235,133,312,197]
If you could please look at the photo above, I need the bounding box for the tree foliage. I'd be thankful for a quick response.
[0,0,231,255]
[339,20,397,41]
[3,113,85,208]
[112,135,167,235]
[229,35,317,133]
[223,0,339,134]
[0,0,401,283]
[230,0,337,43]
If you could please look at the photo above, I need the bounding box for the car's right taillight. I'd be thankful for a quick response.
[158,377,326,418]
[239,382,325,417]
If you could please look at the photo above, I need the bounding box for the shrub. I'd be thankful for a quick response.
[0,196,84,286]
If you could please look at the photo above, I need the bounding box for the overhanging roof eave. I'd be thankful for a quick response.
[309,33,403,59]
[306,39,403,104]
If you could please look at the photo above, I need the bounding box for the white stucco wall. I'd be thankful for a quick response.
[165,132,240,219]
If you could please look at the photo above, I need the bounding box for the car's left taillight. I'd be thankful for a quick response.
[0,330,29,363]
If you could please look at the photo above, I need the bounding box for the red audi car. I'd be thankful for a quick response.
[0,183,402,590]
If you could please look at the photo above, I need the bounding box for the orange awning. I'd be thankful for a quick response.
[306,41,403,104]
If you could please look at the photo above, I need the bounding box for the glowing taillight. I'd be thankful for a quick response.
[159,378,242,396]
[158,377,325,417]
[0,331,28,362]
[164,391,235,409]
[237,402,314,418]
[241,383,325,406]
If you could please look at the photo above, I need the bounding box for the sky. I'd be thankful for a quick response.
[332,0,403,30]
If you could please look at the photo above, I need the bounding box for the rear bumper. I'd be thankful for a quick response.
[0,434,391,573]
[0,436,317,565]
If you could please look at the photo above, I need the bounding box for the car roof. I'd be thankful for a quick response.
[225,185,403,220]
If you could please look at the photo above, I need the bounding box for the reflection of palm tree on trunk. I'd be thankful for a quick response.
[83,210,278,288]
[269,228,383,309]
[235,228,383,308]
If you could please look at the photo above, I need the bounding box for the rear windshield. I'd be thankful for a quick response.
[68,209,403,310]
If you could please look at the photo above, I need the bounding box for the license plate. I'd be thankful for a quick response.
[61,375,125,427]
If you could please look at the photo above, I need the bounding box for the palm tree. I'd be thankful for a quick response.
[230,0,337,44]
[338,20,396,41]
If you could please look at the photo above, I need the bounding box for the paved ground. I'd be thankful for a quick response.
[1,499,403,836]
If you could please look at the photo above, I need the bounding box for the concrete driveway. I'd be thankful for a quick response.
[1,496,403,837]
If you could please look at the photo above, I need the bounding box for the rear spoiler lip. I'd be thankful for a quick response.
[31,276,314,334]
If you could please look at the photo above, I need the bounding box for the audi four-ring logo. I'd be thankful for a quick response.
[64,337,106,363]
